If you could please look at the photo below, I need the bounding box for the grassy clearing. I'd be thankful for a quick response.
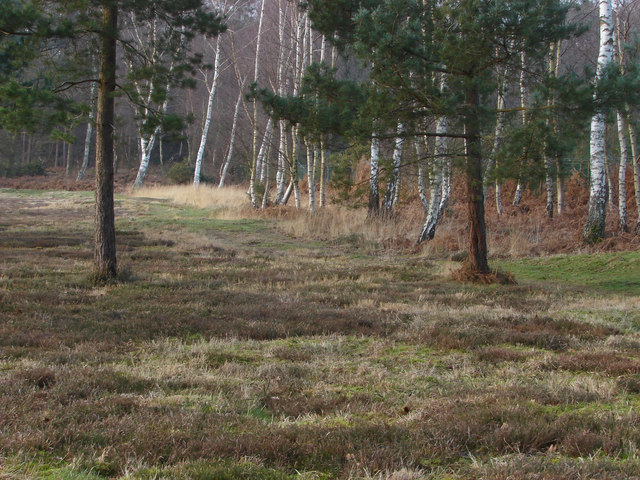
[499,250,640,294]
[2,189,640,479]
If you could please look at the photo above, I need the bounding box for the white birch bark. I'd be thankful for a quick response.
[556,160,565,215]
[418,115,447,243]
[291,126,301,208]
[382,122,405,215]
[306,139,316,212]
[629,121,640,233]
[614,4,629,232]
[368,132,380,216]
[275,0,288,205]
[194,38,221,188]
[249,0,267,208]
[416,136,429,211]
[545,45,557,218]
[319,35,328,208]
[513,52,527,206]
[617,111,629,232]
[218,85,243,189]
[585,0,614,241]
[488,68,506,215]
[77,79,97,181]
[257,117,273,205]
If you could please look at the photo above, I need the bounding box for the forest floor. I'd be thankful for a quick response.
[2,188,640,479]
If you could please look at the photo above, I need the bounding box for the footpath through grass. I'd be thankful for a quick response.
[1,189,640,480]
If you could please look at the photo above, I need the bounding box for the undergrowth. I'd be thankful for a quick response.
[1,189,640,479]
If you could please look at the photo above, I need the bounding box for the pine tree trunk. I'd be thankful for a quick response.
[194,38,221,188]
[94,2,118,281]
[584,0,614,243]
[465,83,489,274]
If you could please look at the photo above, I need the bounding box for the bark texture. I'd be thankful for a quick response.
[584,0,614,242]
[94,2,118,281]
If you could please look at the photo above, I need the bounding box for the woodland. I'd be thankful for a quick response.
[2,0,640,479]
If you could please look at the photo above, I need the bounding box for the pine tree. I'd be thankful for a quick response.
[306,0,577,275]
[2,0,224,281]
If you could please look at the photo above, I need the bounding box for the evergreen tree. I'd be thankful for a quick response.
[305,0,577,275]
[1,0,224,281]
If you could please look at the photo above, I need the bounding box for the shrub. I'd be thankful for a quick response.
[3,161,47,177]
[166,161,194,184]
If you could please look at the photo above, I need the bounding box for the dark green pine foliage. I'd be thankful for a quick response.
[0,1,79,134]
[303,0,580,274]
[1,0,225,281]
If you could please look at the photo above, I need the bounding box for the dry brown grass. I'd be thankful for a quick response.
[2,188,640,479]
[130,184,253,219]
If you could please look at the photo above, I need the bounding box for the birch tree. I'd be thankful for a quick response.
[382,122,405,216]
[193,38,221,187]
[249,0,267,208]
[584,0,614,243]
[77,74,97,181]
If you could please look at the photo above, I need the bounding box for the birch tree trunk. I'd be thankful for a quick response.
[416,136,429,211]
[306,138,316,212]
[544,44,557,218]
[249,0,267,208]
[629,122,640,233]
[257,117,273,207]
[218,85,243,189]
[65,138,73,177]
[488,68,506,215]
[382,122,405,216]
[275,0,288,205]
[584,0,614,242]
[134,125,162,189]
[291,126,301,208]
[368,132,380,217]
[513,52,527,206]
[194,38,221,188]
[319,35,328,208]
[418,115,447,243]
[614,9,629,232]
[77,79,97,181]
[556,160,565,215]
[617,111,629,232]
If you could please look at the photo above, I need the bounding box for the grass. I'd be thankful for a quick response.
[499,250,640,294]
[2,188,640,479]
